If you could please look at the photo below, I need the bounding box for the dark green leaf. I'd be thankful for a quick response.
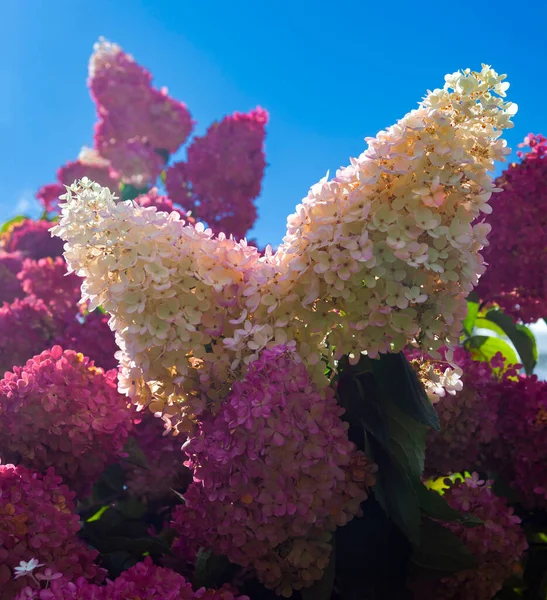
[1,215,27,233]
[337,370,388,444]
[155,148,170,164]
[123,436,149,469]
[119,183,149,202]
[193,549,231,589]
[371,441,421,547]
[412,518,478,572]
[116,499,147,519]
[301,543,335,600]
[371,353,439,431]
[386,404,426,479]
[101,536,173,557]
[483,309,538,374]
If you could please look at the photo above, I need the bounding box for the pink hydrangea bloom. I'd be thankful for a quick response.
[0,251,24,305]
[0,464,105,599]
[88,38,153,111]
[57,160,119,193]
[423,347,502,476]
[494,373,547,508]
[477,134,547,322]
[15,576,104,600]
[0,297,57,375]
[124,411,191,502]
[165,108,268,238]
[35,184,65,214]
[102,557,249,600]
[17,257,82,322]
[2,220,64,260]
[0,346,132,496]
[53,311,118,371]
[95,131,165,187]
[413,475,527,600]
[172,345,373,594]
[134,189,193,223]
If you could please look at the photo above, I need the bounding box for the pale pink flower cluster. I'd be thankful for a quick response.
[171,346,374,596]
[51,66,515,429]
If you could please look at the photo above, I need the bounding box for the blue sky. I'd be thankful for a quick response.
[1,0,546,246]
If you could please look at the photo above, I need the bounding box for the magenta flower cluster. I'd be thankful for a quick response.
[165,107,268,238]
[494,373,547,508]
[0,346,132,496]
[172,345,374,596]
[15,557,250,600]
[0,464,104,600]
[2,220,64,261]
[424,347,504,476]
[0,251,24,305]
[415,475,527,600]
[477,133,547,322]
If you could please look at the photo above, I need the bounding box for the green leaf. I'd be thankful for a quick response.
[1,215,26,233]
[193,549,231,589]
[414,482,482,526]
[116,499,147,520]
[119,183,149,202]
[412,518,478,572]
[474,317,507,338]
[371,352,439,431]
[301,543,335,600]
[463,294,480,337]
[370,440,421,547]
[482,309,538,374]
[386,404,426,479]
[466,335,519,366]
[86,505,110,523]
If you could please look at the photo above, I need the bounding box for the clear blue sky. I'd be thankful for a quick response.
[1,0,546,246]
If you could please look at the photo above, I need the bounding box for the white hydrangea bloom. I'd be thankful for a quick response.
[52,66,515,430]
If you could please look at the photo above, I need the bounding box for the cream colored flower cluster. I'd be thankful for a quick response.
[52,66,515,429]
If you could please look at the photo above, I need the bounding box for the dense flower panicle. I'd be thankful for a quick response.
[414,475,527,600]
[51,66,515,429]
[421,347,502,475]
[494,374,547,508]
[90,38,193,185]
[0,346,132,496]
[95,132,165,187]
[172,346,373,594]
[2,220,64,260]
[0,297,56,375]
[124,410,191,501]
[54,311,119,371]
[134,188,194,223]
[57,157,120,193]
[165,107,268,238]
[476,133,547,323]
[36,184,66,214]
[17,257,82,320]
[0,464,104,599]
[270,65,515,366]
[0,251,24,304]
